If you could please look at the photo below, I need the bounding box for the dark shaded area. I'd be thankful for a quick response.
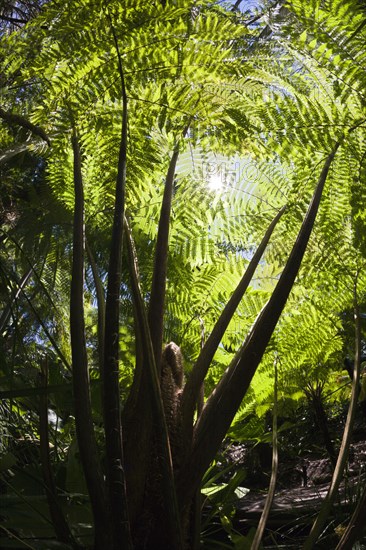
[204,405,366,548]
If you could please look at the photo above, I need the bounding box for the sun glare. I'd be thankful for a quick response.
[208,173,223,191]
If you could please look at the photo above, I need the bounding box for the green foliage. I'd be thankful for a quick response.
[1,0,366,546]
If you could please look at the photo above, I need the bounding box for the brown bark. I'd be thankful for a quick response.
[124,216,184,549]
[102,26,132,550]
[101,16,132,549]
[0,107,50,145]
[123,146,181,534]
[148,147,179,368]
[181,206,286,440]
[70,132,111,549]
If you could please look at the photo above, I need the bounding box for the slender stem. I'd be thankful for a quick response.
[335,483,366,549]
[303,280,362,550]
[86,239,105,368]
[0,269,31,332]
[102,14,132,549]
[0,107,50,145]
[148,147,180,368]
[148,120,190,371]
[251,358,278,550]
[178,142,341,508]
[191,318,206,550]
[70,131,111,549]
[181,206,286,434]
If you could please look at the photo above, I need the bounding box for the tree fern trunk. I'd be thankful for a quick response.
[124,216,184,549]
[70,132,111,549]
[148,147,179,367]
[101,81,133,550]
[101,18,132,547]
[123,147,180,532]
[86,239,105,368]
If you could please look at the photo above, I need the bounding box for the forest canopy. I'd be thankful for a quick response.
[1,0,366,549]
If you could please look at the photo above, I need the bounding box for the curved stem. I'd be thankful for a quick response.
[70,131,111,549]
[102,15,132,548]
[303,278,362,550]
[181,206,286,435]
[251,358,278,550]
[148,146,179,368]
[86,239,105,369]
[178,141,341,508]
